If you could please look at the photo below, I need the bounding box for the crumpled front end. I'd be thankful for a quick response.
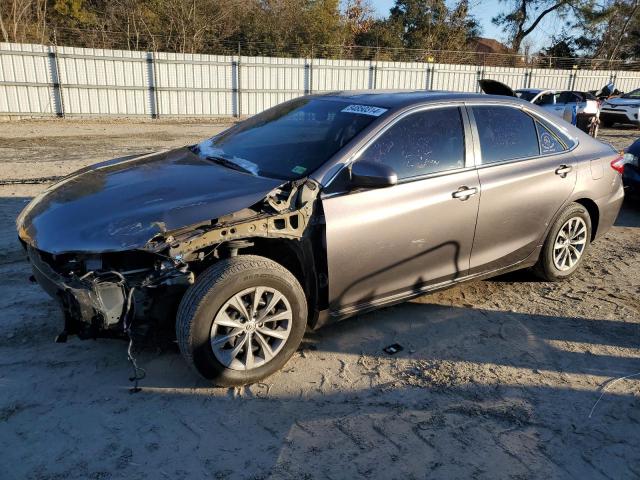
[17,136,324,349]
[25,245,194,340]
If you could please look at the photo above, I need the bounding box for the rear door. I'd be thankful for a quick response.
[467,104,577,274]
[322,105,480,314]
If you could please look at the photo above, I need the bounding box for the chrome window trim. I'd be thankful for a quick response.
[323,102,473,190]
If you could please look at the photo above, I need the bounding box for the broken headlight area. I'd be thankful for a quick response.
[27,247,194,341]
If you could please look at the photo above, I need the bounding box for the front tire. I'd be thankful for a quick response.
[176,255,307,386]
[534,203,591,282]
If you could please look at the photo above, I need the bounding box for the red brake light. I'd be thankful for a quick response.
[610,154,625,174]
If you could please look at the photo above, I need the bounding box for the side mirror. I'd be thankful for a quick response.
[351,160,398,189]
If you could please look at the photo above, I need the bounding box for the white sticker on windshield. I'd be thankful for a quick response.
[341,104,388,117]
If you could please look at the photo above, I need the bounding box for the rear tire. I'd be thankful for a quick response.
[176,255,307,386]
[602,119,614,128]
[534,203,591,282]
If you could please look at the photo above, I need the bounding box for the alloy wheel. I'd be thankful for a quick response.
[552,216,587,271]
[210,286,292,371]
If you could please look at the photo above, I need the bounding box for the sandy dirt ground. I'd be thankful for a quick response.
[0,120,639,480]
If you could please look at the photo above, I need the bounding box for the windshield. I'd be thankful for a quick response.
[622,88,640,99]
[195,98,385,180]
[516,91,539,101]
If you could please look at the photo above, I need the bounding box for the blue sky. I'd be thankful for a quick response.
[368,0,568,51]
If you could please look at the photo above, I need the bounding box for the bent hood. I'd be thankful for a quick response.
[17,147,283,254]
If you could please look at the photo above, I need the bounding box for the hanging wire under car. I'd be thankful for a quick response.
[121,285,146,393]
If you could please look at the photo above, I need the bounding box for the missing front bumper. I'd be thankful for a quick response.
[27,247,127,337]
[26,246,195,341]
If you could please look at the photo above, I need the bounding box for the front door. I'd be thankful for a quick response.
[321,106,480,315]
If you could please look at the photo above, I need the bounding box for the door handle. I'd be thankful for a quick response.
[555,165,573,177]
[452,186,478,200]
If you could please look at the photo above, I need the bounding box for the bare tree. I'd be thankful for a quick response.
[0,0,50,43]
[493,0,580,53]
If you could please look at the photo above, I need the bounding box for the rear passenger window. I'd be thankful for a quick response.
[358,107,465,180]
[536,121,566,154]
[473,106,539,164]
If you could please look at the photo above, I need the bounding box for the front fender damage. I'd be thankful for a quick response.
[142,178,319,261]
[51,178,321,338]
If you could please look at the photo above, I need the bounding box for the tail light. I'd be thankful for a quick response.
[610,154,625,173]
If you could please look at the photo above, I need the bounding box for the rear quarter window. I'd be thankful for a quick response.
[533,114,577,151]
[473,106,540,164]
[536,121,566,154]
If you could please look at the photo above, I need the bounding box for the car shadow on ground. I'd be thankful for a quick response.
[130,302,640,478]
[4,296,638,478]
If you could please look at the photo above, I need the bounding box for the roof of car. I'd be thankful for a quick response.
[313,90,527,109]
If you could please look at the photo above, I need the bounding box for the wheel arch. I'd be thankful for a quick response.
[232,236,327,326]
[573,197,599,241]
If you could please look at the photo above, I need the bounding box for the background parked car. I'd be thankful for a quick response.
[600,88,640,128]
[620,138,640,195]
[479,80,600,137]
[517,89,600,133]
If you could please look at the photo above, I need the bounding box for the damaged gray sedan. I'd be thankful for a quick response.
[17,91,624,385]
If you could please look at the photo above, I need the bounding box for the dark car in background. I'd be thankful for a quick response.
[17,91,625,386]
[619,138,640,195]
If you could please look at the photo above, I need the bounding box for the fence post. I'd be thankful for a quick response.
[236,42,242,118]
[476,54,486,93]
[148,51,160,119]
[307,45,314,94]
[570,66,578,90]
[50,31,65,118]
[369,61,377,89]
[426,62,435,90]
[425,64,430,90]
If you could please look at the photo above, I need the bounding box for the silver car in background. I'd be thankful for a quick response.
[516,88,600,120]
[600,88,640,127]
[479,79,601,136]
[17,91,625,385]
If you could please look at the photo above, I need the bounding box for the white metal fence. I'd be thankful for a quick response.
[2,42,639,119]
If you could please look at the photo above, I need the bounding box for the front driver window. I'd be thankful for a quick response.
[357,107,465,180]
